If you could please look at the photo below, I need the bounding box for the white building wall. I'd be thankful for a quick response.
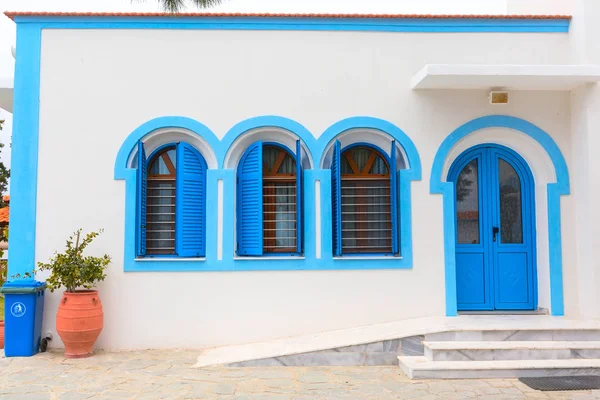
[568,0,600,319]
[36,28,574,350]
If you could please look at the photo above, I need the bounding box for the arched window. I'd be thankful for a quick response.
[331,141,399,256]
[263,145,297,253]
[147,146,177,255]
[136,141,207,258]
[237,141,306,256]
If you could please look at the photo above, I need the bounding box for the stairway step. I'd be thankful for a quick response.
[425,329,600,342]
[424,341,600,350]
[423,341,600,361]
[398,356,600,379]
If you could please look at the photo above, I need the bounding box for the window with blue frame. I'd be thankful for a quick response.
[331,141,400,256]
[236,141,306,256]
[136,141,208,258]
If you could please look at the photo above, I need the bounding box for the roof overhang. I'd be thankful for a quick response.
[0,79,13,113]
[3,11,572,21]
[411,64,600,91]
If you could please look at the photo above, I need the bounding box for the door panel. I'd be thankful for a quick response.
[491,148,536,310]
[452,153,493,310]
[496,253,530,304]
[450,145,536,312]
[456,253,488,306]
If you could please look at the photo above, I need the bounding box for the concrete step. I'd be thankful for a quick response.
[423,341,600,361]
[398,356,600,379]
[425,329,600,342]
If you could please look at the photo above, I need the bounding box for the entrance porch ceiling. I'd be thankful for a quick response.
[411,64,600,91]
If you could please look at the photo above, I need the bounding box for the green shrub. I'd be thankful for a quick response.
[36,229,111,293]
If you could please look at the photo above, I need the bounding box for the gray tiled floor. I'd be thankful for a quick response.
[1,350,600,399]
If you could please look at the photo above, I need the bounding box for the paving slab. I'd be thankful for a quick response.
[1,350,600,399]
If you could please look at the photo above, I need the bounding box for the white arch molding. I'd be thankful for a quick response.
[320,128,408,170]
[127,127,218,170]
[223,127,314,170]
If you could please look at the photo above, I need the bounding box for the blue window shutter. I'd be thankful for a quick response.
[295,140,303,254]
[390,141,399,255]
[175,143,207,257]
[237,141,263,256]
[331,140,342,256]
[136,141,147,257]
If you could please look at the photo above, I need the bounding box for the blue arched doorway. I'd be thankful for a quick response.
[448,144,537,311]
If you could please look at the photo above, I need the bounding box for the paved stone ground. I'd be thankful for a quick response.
[1,350,600,399]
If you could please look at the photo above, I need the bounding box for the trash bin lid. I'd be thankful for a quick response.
[0,280,47,294]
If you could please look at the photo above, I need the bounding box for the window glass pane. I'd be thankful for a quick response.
[350,148,372,172]
[263,146,279,171]
[369,155,388,175]
[277,154,296,174]
[340,155,352,174]
[456,159,480,245]
[341,147,389,175]
[499,159,523,244]
[263,146,296,175]
[149,149,176,176]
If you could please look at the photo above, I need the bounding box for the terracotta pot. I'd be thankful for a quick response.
[0,321,4,349]
[56,291,103,358]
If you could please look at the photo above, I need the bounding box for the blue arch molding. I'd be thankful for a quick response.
[11,15,570,33]
[318,117,422,268]
[112,115,422,271]
[114,116,220,179]
[430,115,570,316]
[220,115,318,169]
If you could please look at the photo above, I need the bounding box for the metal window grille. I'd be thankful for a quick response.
[146,179,176,254]
[263,181,297,253]
[341,179,392,254]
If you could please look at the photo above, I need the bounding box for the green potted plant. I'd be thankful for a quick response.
[37,229,111,358]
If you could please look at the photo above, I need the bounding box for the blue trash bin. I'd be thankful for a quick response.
[1,281,47,357]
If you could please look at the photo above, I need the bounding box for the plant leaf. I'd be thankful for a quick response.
[134,0,223,13]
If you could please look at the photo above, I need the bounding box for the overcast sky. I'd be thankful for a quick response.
[0,0,507,191]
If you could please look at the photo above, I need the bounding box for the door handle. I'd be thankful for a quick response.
[493,227,499,242]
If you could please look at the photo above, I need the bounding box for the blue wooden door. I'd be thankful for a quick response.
[449,145,536,311]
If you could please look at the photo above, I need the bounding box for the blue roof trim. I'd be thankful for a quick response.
[12,16,570,33]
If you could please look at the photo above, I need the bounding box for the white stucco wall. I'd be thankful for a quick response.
[568,0,600,319]
[35,28,574,350]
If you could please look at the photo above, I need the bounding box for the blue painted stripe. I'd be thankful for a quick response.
[13,16,570,33]
[7,24,42,279]
[430,115,570,316]
[205,169,220,262]
[547,183,565,316]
